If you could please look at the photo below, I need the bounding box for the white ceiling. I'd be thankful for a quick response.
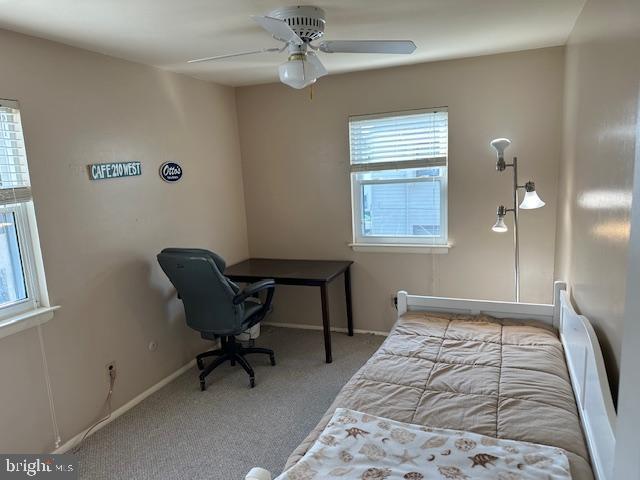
[0,0,585,87]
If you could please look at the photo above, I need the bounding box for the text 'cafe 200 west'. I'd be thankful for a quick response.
[88,161,142,180]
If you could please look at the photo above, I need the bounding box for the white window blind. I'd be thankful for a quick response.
[0,100,32,206]
[349,108,448,172]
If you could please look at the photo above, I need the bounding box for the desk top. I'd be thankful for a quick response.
[225,258,352,285]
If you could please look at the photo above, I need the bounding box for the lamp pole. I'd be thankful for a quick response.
[496,155,521,302]
[511,157,520,303]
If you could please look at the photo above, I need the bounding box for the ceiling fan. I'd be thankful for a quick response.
[188,5,417,89]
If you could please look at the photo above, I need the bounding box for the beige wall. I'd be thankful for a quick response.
[236,48,565,333]
[0,28,248,452]
[554,0,640,395]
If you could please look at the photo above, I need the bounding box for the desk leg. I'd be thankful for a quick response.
[320,283,332,363]
[344,267,354,336]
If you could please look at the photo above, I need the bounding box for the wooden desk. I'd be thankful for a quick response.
[225,258,353,363]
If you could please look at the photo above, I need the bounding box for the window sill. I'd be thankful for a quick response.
[0,306,60,341]
[349,243,451,254]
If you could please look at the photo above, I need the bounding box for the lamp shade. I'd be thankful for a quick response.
[278,53,326,90]
[520,182,545,209]
[278,59,316,89]
[492,216,508,233]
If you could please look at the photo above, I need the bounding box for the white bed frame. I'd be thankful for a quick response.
[396,281,616,480]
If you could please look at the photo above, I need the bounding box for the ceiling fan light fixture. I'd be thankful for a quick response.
[278,53,319,89]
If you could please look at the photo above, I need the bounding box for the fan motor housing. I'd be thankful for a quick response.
[268,5,326,42]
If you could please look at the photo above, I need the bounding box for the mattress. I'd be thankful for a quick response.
[283,311,594,480]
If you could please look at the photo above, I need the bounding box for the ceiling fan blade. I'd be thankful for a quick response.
[318,40,416,54]
[306,52,328,77]
[188,48,281,64]
[252,15,303,46]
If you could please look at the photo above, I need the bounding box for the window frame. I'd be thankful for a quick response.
[0,98,51,329]
[349,107,449,249]
[351,171,448,245]
[0,202,42,320]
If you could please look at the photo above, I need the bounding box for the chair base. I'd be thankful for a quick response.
[196,335,275,390]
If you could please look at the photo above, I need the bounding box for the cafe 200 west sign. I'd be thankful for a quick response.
[88,162,142,180]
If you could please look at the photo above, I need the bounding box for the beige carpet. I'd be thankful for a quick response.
[73,326,384,480]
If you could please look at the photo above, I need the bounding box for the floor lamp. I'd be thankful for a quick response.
[490,138,545,302]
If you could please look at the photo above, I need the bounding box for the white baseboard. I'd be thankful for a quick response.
[53,359,195,454]
[262,321,389,337]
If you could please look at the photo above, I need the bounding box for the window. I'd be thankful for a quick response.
[0,99,46,321]
[349,108,448,248]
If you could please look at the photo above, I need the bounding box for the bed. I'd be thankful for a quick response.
[248,282,616,480]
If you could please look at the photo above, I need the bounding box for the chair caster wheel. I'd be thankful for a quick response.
[250,378,255,388]
[270,355,276,366]
[200,380,206,391]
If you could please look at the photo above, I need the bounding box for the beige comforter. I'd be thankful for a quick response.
[284,311,593,480]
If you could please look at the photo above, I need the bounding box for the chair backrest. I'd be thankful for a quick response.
[157,248,243,335]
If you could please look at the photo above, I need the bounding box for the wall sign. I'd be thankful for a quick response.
[88,162,141,180]
[159,162,183,182]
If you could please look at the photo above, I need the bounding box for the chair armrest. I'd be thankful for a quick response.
[233,279,276,305]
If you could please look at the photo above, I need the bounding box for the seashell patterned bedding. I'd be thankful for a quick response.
[275,408,573,479]
[282,312,594,479]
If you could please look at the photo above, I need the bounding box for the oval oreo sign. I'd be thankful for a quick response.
[159,162,183,182]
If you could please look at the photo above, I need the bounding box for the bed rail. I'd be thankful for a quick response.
[397,281,565,327]
[559,289,616,480]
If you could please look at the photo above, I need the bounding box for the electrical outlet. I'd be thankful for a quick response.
[106,361,117,382]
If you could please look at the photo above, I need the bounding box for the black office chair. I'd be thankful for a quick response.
[157,248,276,390]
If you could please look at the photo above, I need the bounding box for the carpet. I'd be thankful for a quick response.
[73,326,384,480]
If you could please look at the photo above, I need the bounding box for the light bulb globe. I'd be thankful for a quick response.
[492,217,508,233]
[490,138,511,159]
[278,56,318,89]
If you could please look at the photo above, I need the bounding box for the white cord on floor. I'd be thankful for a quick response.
[71,368,116,453]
